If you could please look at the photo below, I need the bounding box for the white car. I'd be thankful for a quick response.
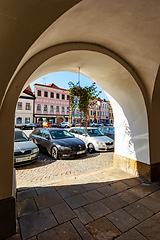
[59,122,70,128]
[69,127,114,153]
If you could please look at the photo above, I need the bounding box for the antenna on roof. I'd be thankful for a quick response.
[43,77,47,85]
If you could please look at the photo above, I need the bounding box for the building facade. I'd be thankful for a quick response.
[34,83,69,124]
[100,99,110,123]
[88,100,101,123]
[108,101,114,124]
[15,86,35,126]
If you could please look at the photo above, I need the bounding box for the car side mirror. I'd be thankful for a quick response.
[46,136,50,140]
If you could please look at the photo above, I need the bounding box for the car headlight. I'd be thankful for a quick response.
[61,146,72,151]
[32,148,39,153]
[96,141,106,147]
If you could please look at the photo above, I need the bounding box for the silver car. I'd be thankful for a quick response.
[69,127,114,153]
[14,129,39,166]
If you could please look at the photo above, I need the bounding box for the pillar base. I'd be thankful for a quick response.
[113,154,160,182]
[0,196,16,239]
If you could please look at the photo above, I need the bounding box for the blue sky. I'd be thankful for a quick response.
[30,71,108,100]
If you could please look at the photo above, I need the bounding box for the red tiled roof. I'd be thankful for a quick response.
[25,85,33,94]
[34,83,68,91]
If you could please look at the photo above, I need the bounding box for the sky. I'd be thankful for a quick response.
[30,71,108,100]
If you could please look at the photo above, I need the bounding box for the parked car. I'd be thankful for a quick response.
[89,122,98,127]
[22,123,39,130]
[14,129,39,166]
[59,122,70,128]
[29,128,86,160]
[52,123,60,128]
[69,127,114,153]
[98,126,115,140]
[98,122,104,127]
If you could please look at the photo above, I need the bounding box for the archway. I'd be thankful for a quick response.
[0,42,150,184]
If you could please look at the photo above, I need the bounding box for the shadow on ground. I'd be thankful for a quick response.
[6,168,160,240]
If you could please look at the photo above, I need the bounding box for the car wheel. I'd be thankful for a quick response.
[51,146,59,160]
[88,143,95,153]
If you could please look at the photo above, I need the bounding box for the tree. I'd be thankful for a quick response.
[68,82,99,134]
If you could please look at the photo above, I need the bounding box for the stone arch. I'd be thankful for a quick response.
[0,42,150,182]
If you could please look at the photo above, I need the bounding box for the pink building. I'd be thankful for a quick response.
[34,83,69,124]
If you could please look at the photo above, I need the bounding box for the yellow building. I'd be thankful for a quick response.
[88,100,100,123]
[15,86,35,127]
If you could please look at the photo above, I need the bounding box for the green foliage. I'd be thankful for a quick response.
[68,81,99,131]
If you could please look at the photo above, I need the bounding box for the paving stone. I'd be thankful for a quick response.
[138,196,160,213]
[74,207,94,225]
[150,189,160,201]
[116,228,147,240]
[71,218,94,240]
[67,184,87,195]
[122,178,142,187]
[82,182,109,191]
[97,185,118,197]
[124,202,154,221]
[82,190,105,203]
[19,208,58,239]
[151,212,160,224]
[101,195,128,211]
[129,184,157,198]
[65,194,89,209]
[119,188,141,204]
[16,198,38,217]
[35,186,56,195]
[111,181,129,192]
[84,201,112,219]
[86,217,121,240]
[17,188,37,201]
[38,221,81,240]
[136,218,160,240]
[34,190,63,210]
[57,188,71,199]
[106,209,139,233]
[50,202,76,224]
[27,237,37,240]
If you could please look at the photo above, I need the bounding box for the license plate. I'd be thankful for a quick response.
[16,156,31,162]
[77,150,86,155]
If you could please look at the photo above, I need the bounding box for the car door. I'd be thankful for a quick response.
[42,129,52,153]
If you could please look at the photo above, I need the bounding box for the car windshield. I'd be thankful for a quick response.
[14,131,29,142]
[87,129,104,137]
[50,130,75,139]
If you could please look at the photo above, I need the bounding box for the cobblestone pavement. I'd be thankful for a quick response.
[16,130,114,188]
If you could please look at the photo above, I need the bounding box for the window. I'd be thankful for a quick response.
[37,90,41,96]
[91,110,93,115]
[50,105,54,112]
[56,93,59,99]
[44,91,48,97]
[37,104,41,111]
[56,106,59,112]
[43,129,50,140]
[67,107,69,113]
[50,92,54,98]
[67,95,70,100]
[62,106,65,112]
[62,94,65,100]
[26,103,31,110]
[98,111,99,116]
[44,105,48,111]
[25,117,30,124]
[17,102,22,110]
[16,117,22,124]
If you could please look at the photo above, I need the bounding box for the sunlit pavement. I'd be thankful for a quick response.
[8,130,160,240]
